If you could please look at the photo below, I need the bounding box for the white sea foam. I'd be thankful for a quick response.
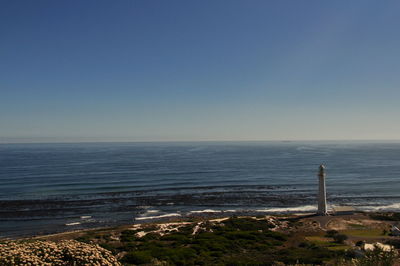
[358,203,400,211]
[135,213,181,220]
[80,216,92,219]
[65,222,81,226]
[255,205,317,213]
[224,210,238,212]
[189,209,223,213]
[146,210,160,214]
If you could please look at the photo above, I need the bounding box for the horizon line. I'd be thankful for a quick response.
[1,138,400,145]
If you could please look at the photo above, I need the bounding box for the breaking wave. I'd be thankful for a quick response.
[358,203,400,212]
[135,213,181,220]
[255,205,317,213]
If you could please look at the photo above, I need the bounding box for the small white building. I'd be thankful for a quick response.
[331,206,356,215]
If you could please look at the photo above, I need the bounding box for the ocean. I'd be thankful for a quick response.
[1,141,400,238]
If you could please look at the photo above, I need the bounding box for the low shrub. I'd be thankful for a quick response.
[122,250,152,264]
[120,230,138,242]
[0,240,120,265]
[325,229,339,238]
[370,212,400,221]
[333,234,348,244]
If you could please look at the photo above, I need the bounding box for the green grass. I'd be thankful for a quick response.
[305,236,350,251]
[342,229,385,238]
[327,245,350,251]
[306,236,331,242]
[348,223,366,229]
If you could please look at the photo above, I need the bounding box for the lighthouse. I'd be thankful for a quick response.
[317,164,328,215]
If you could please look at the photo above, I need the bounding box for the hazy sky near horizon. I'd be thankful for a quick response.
[1,0,400,142]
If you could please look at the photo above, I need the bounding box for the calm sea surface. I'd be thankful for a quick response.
[1,141,400,238]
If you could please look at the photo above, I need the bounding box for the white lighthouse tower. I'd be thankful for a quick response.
[317,164,328,215]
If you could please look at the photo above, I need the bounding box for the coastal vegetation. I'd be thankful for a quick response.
[74,217,340,265]
[370,213,400,221]
[1,214,400,265]
[0,240,120,265]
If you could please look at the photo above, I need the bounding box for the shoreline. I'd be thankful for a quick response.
[1,211,308,241]
[2,208,400,241]
[0,210,375,241]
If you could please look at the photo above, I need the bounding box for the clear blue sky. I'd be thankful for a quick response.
[1,0,400,142]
